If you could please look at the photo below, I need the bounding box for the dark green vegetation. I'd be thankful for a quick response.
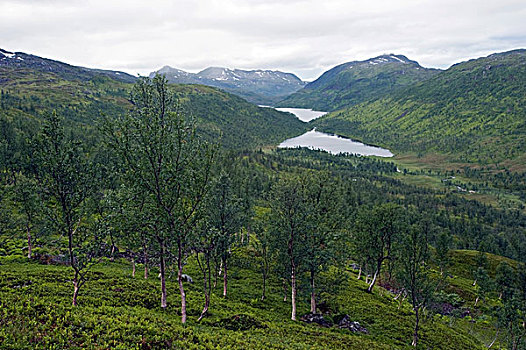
[313,50,526,169]
[0,249,494,350]
[151,65,306,105]
[0,50,308,150]
[0,48,137,83]
[277,54,439,111]
[1,50,526,349]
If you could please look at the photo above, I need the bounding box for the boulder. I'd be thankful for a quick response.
[349,263,360,270]
[300,313,333,327]
[181,274,194,283]
[336,315,368,333]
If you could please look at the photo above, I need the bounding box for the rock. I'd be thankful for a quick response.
[300,313,333,327]
[336,315,368,333]
[181,274,193,283]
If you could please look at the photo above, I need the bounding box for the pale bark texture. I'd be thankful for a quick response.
[26,225,32,259]
[223,258,228,297]
[291,265,297,321]
[177,240,187,323]
[310,270,316,313]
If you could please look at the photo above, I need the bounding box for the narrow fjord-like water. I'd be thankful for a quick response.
[274,108,394,157]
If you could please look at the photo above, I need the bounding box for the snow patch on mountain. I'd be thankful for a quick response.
[0,50,15,59]
[390,55,407,63]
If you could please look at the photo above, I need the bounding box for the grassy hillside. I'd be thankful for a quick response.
[277,55,439,111]
[0,67,308,149]
[313,50,526,168]
[0,245,486,350]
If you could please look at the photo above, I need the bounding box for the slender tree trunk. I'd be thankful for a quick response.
[291,262,297,321]
[412,307,420,348]
[132,258,136,277]
[177,239,187,323]
[72,279,79,306]
[110,241,116,262]
[261,266,267,301]
[310,269,316,313]
[261,248,268,301]
[487,329,499,349]
[159,240,167,309]
[261,273,266,301]
[213,258,219,288]
[197,252,211,322]
[367,264,380,293]
[283,279,287,301]
[67,223,80,307]
[223,256,228,297]
[474,296,479,307]
[143,241,149,279]
[357,266,362,280]
[26,224,32,259]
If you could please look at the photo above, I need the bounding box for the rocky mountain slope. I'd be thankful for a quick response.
[0,50,307,150]
[150,65,306,105]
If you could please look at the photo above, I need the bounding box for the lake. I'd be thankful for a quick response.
[275,108,394,157]
[274,107,328,122]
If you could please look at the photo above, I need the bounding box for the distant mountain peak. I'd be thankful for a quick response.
[0,48,137,83]
[0,49,18,60]
[149,65,306,105]
[277,53,439,111]
[362,54,420,66]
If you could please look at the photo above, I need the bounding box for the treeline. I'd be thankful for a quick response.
[1,75,526,348]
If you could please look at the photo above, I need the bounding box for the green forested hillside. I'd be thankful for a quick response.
[277,55,439,111]
[313,49,526,168]
[1,145,525,349]
[2,52,526,350]
[0,67,307,149]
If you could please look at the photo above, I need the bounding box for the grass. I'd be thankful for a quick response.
[0,246,493,349]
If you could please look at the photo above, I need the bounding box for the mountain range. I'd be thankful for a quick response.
[0,48,307,150]
[277,54,440,111]
[149,65,306,105]
[0,48,136,83]
[313,49,526,168]
[2,46,525,168]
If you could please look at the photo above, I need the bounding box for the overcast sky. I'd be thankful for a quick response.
[1,0,525,81]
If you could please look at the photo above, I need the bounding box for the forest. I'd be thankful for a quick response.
[1,75,526,349]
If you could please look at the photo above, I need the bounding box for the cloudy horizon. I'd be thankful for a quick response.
[1,0,525,81]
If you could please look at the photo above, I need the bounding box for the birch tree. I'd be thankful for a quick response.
[37,111,101,306]
[354,203,403,293]
[269,175,308,321]
[102,75,215,323]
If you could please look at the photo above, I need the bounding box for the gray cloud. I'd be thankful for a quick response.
[1,0,524,80]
